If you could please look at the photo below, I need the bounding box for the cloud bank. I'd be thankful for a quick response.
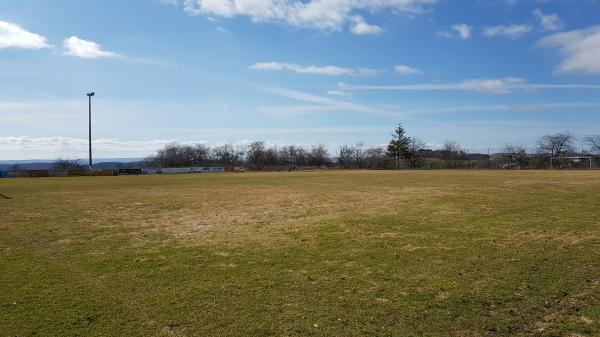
[179,0,436,33]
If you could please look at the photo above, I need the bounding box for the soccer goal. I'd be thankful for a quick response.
[559,156,594,170]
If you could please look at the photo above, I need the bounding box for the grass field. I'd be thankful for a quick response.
[1,171,599,337]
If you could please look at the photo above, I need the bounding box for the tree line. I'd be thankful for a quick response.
[141,125,600,170]
[148,142,331,170]
[49,125,600,170]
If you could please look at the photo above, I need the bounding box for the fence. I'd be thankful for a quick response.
[144,167,227,174]
[0,167,237,178]
[1,169,117,178]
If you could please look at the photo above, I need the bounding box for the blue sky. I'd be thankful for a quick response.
[1,0,600,159]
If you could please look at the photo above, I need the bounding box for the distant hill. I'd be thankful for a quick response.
[0,158,147,170]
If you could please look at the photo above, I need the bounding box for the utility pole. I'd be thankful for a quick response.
[467,148,470,169]
[87,92,95,171]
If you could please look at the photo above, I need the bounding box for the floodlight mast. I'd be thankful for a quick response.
[87,92,95,171]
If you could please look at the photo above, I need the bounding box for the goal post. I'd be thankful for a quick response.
[562,156,593,170]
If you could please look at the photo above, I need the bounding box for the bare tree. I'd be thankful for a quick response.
[247,141,266,169]
[537,132,575,168]
[585,136,600,154]
[263,147,280,167]
[308,145,330,167]
[406,137,425,169]
[213,144,240,165]
[279,145,308,167]
[179,145,196,165]
[364,146,387,169]
[279,145,295,167]
[235,145,247,165]
[54,158,84,170]
[336,145,354,169]
[192,144,211,166]
[151,143,212,167]
[503,144,528,169]
[296,147,309,166]
[153,143,180,167]
[246,142,282,169]
[442,141,462,169]
[352,143,366,169]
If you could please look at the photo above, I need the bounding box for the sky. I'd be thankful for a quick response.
[1,0,600,160]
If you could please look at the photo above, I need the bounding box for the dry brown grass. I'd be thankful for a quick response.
[1,170,599,337]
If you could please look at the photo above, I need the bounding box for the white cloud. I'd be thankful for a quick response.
[259,87,400,117]
[180,0,436,33]
[339,77,600,94]
[501,0,553,8]
[394,65,423,75]
[438,23,471,40]
[533,9,565,31]
[350,16,382,35]
[63,36,121,59]
[326,90,351,97]
[537,26,600,74]
[216,26,230,35]
[482,24,531,38]
[453,23,472,39]
[249,62,377,76]
[0,20,50,50]
[453,77,525,94]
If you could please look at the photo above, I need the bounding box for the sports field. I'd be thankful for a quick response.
[1,171,599,337]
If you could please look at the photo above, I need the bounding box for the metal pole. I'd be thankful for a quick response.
[467,148,470,169]
[87,92,94,171]
[88,94,92,170]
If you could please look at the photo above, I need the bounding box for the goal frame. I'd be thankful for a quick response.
[561,156,593,170]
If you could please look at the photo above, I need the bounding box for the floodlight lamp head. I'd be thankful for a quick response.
[87,92,95,97]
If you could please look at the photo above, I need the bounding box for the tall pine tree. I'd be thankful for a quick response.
[387,124,410,169]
